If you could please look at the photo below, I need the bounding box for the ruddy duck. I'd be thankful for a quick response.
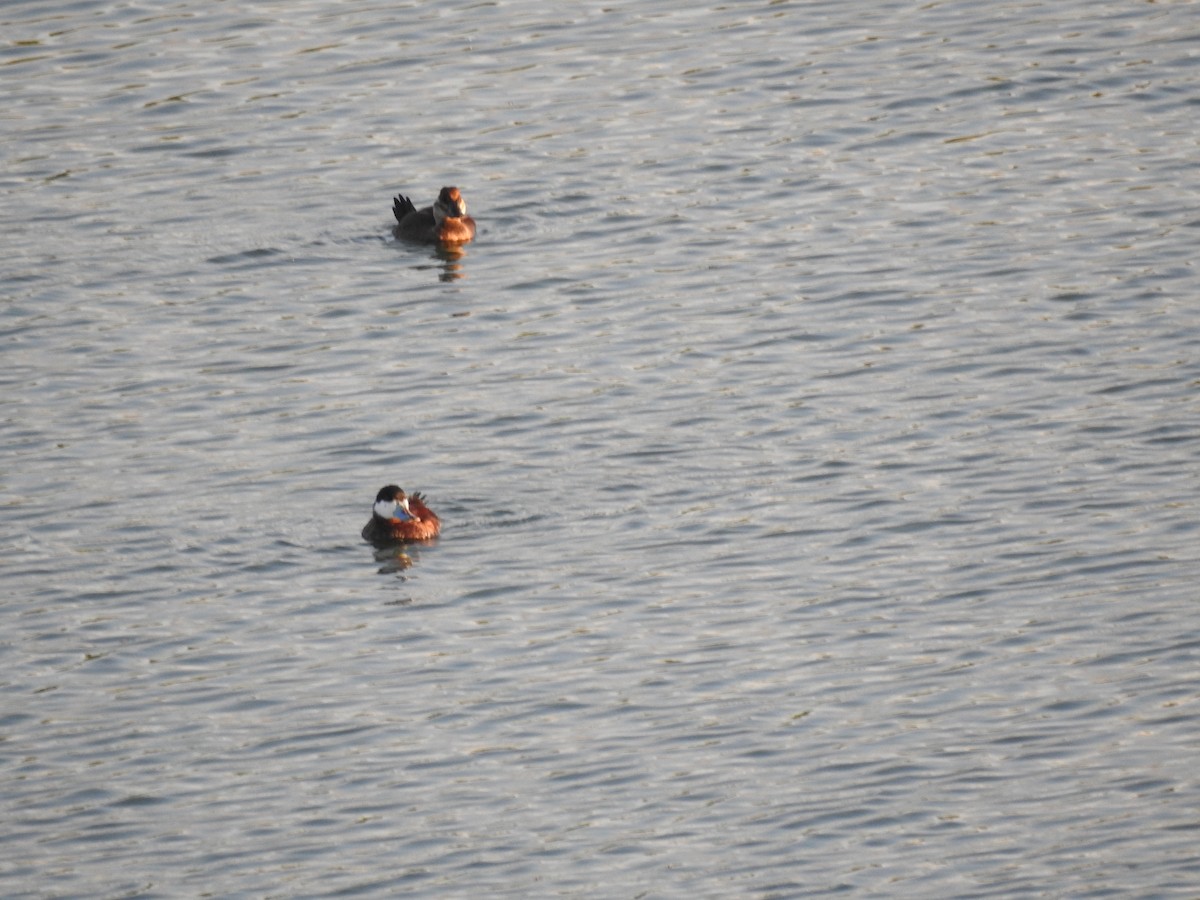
[392,186,476,244]
[362,485,442,544]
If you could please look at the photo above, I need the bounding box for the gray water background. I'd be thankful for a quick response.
[3,0,1199,896]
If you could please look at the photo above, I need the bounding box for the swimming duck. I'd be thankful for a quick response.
[392,186,476,244]
[362,485,442,544]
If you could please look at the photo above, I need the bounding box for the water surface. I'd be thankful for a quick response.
[3,0,1199,896]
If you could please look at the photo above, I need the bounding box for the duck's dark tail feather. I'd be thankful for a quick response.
[393,193,417,223]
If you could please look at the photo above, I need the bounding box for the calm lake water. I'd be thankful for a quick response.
[3,0,1199,896]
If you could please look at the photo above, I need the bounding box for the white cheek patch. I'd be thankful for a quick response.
[374,499,397,518]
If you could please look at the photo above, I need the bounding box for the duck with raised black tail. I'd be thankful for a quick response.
[362,485,442,545]
[392,186,476,244]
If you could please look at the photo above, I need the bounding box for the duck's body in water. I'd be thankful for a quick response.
[392,186,476,244]
[362,485,441,544]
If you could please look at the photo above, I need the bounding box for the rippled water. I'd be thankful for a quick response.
[3,0,1199,896]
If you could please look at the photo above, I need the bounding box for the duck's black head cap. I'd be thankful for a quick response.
[375,485,404,502]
